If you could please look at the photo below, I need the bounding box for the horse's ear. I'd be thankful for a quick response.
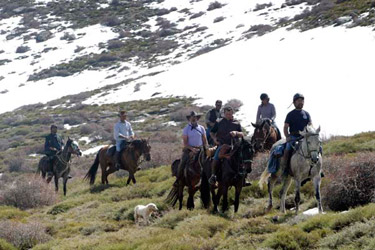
[68,136,70,140]
[251,123,257,128]
[316,126,321,133]
[300,130,306,136]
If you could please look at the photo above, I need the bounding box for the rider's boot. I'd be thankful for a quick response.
[114,151,121,170]
[208,159,220,185]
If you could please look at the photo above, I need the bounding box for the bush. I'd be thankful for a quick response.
[0,138,10,151]
[213,16,225,23]
[0,239,16,250]
[207,1,224,11]
[0,220,51,249]
[322,153,375,211]
[263,227,319,249]
[16,46,30,53]
[140,142,180,169]
[7,157,25,172]
[80,123,99,135]
[224,98,243,111]
[0,176,57,210]
[169,107,199,122]
[102,16,121,27]
[254,3,272,11]
[190,11,205,19]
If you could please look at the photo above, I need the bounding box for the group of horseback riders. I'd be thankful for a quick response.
[173,92,315,189]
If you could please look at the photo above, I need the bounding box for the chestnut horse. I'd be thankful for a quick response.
[251,118,280,152]
[84,139,151,185]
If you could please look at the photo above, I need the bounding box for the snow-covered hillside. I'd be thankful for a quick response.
[0,0,374,136]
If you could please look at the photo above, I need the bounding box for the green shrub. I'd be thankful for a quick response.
[263,227,319,250]
[0,238,16,250]
[0,206,29,220]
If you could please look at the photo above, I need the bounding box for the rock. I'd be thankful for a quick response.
[36,30,52,42]
[0,76,4,81]
[60,32,76,41]
[16,46,30,53]
[48,23,60,29]
[13,7,27,14]
[335,16,352,26]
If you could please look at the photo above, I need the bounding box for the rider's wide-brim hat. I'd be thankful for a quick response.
[186,111,202,120]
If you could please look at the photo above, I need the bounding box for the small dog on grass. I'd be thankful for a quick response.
[134,203,158,225]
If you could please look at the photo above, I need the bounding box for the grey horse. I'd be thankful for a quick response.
[259,125,323,214]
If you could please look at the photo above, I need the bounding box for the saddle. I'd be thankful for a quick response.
[106,141,130,157]
[106,145,117,156]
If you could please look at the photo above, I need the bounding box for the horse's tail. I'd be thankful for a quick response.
[200,171,211,209]
[165,185,179,207]
[84,150,101,185]
[36,161,42,176]
[259,168,271,190]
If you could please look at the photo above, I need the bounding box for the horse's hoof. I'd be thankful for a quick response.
[266,205,273,213]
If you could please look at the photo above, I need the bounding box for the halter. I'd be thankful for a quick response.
[253,124,272,151]
[296,133,321,175]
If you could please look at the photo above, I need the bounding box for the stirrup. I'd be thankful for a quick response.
[208,175,217,185]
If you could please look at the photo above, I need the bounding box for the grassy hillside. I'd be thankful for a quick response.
[323,132,375,155]
[1,163,375,249]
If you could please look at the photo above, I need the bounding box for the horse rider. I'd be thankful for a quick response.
[208,106,251,186]
[205,100,222,145]
[114,110,135,170]
[282,93,312,170]
[44,124,64,178]
[256,93,281,140]
[175,111,208,186]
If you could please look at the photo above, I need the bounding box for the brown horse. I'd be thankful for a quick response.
[166,149,203,210]
[251,118,280,152]
[37,138,82,195]
[84,139,151,185]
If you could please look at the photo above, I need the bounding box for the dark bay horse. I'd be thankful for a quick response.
[201,139,255,213]
[84,139,151,185]
[37,138,82,195]
[251,118,280,152]
[166,149,203,210]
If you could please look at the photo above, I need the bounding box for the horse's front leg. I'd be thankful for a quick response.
[63,176,68,196]
[213,185,222,214]
[313,175,323,213]
[279,174,292,213]
[234,184,242,213]
[267,174,278,212]
[187,187,196,210]
[54,175,59,192]
[178,184,184,210]
[221,185,229,213]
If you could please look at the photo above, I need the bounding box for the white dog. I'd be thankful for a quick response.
[134,203,158,225]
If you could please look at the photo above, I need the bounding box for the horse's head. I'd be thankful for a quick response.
[139,138,151,161]
[239,138,255,172]
[251,119,271,152]
[300,126,321,164]
[66,137,82,156]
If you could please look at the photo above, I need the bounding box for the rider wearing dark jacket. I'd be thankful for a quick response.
[44,125,64,176]
[205,100,222,145]
[208,106,244,185]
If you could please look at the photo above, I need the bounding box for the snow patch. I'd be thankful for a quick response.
[82,145,105,155]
